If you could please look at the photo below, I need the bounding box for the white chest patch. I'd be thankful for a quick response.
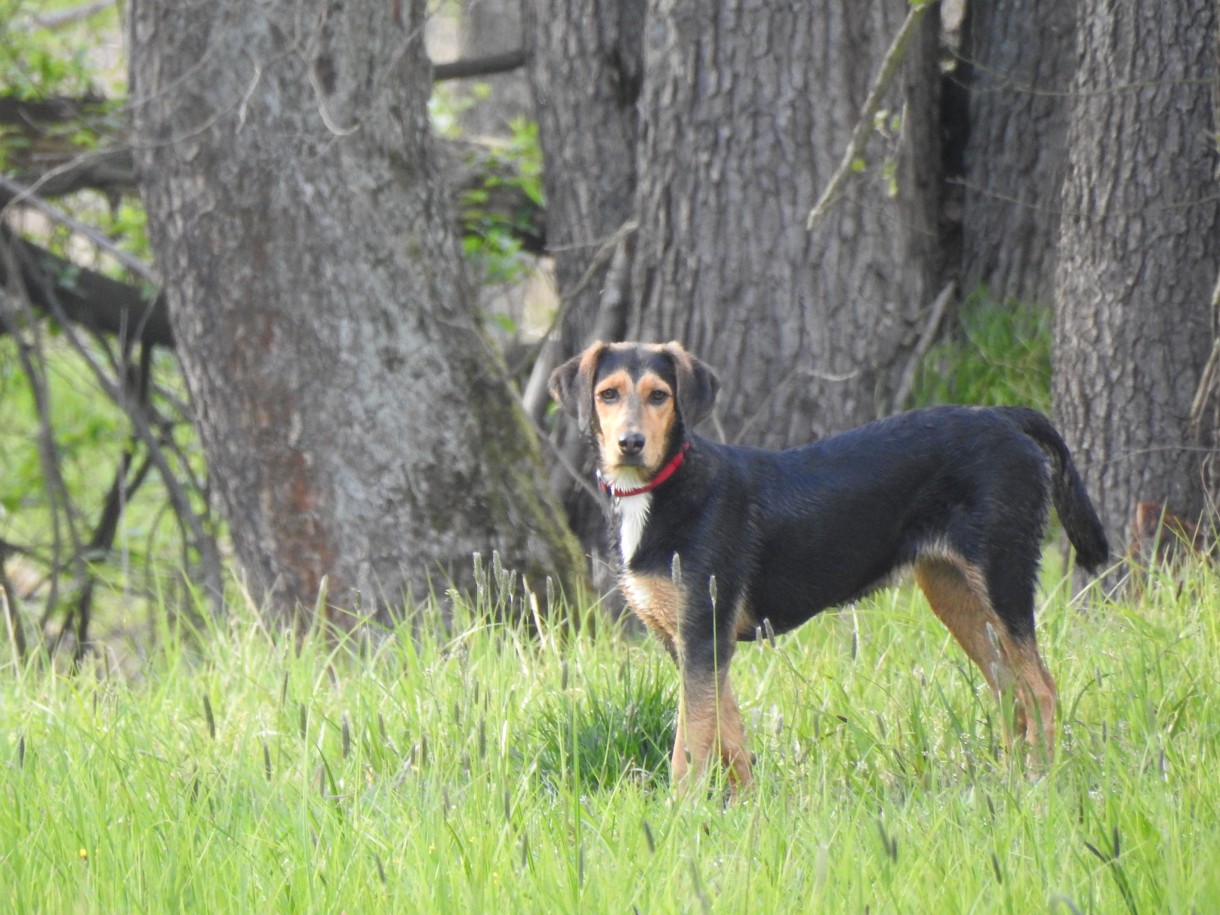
[616,493,652,564]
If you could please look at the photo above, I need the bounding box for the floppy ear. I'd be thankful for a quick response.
[664,341,720,427]
[548,341,607,431]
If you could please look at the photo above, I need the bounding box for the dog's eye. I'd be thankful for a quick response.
[597,388,619,404]
[648,390,671,406]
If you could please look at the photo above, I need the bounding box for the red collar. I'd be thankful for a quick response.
[598,442,691,498]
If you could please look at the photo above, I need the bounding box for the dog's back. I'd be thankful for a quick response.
[638,406,1105,640]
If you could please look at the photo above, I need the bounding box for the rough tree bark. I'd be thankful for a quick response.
[1054,0,1220,552]
[524,0,644,349]
[958,0,1076,307]
[129,0,582,625]
[626,1,944,445]
[522,0,647,591]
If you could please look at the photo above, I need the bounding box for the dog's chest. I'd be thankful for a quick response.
[615,493,652,563]
[621,571,679,647]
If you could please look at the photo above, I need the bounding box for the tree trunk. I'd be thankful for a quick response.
[129,0,582,625]
[1054,0,1220,553]
[524,0,644,348]
[523,0,647,596]
[958,0,1076,307]
[627,0,944,446]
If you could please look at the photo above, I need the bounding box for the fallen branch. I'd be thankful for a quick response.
[433,49,529,82]
[0,226,172,348]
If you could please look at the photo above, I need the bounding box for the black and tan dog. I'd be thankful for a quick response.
[550,341,1109,792]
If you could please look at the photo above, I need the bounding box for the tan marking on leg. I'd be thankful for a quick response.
[915,557,1057,764]
[673,669,753,795]
[624,574,754,793]
[999,632,1058,762]
[915,559,1012,698]
[671,687,691,783]
[713,676,753,790]
[675,677,718,792]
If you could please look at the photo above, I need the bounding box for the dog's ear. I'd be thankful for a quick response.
[664,341,719,427]
[548,341,607,430]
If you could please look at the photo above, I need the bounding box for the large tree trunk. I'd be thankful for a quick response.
[627,1,944,446]
[524,0,647,595]
[958,0,1076,307]
[129,0,582,625]
[524,0,644,349]
[1054,0,1220,552]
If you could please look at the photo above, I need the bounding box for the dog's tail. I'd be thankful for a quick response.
[1001,407,1110,573]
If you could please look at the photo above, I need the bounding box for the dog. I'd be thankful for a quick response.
[550,341,1109,792]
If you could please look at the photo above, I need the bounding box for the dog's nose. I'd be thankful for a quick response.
[618,432,645,456]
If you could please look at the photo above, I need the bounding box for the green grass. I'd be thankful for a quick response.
[2,558,1218,913]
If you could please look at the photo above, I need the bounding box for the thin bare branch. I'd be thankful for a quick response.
[806,1,933,232]
[0,175,157,283]
[6,240,223,614]
[0,245,87,627]
[30,0,115,29]
[520,220,637,425]
[892,282,956,411]
[433,49,529,82]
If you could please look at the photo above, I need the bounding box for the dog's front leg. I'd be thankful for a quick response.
[672,655,753,795]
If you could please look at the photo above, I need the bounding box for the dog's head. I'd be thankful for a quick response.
[549,341,719,484]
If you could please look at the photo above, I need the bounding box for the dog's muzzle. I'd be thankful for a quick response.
[618,431,646,459]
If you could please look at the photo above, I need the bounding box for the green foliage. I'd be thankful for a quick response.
[101,198,152,265]
[427,80,483,140]
[913,290,1053,412]
[0,1,124,170]
[3,558,1218,913]
[0,2,98,100]
[458,117,545,288]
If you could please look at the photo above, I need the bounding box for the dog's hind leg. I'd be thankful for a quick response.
[999,633,1057,762]
[982,550,1059,763]
[915,558,1013,698]
[914,557,1057,763]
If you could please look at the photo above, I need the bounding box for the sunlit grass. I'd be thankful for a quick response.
[2,556,1218,913]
